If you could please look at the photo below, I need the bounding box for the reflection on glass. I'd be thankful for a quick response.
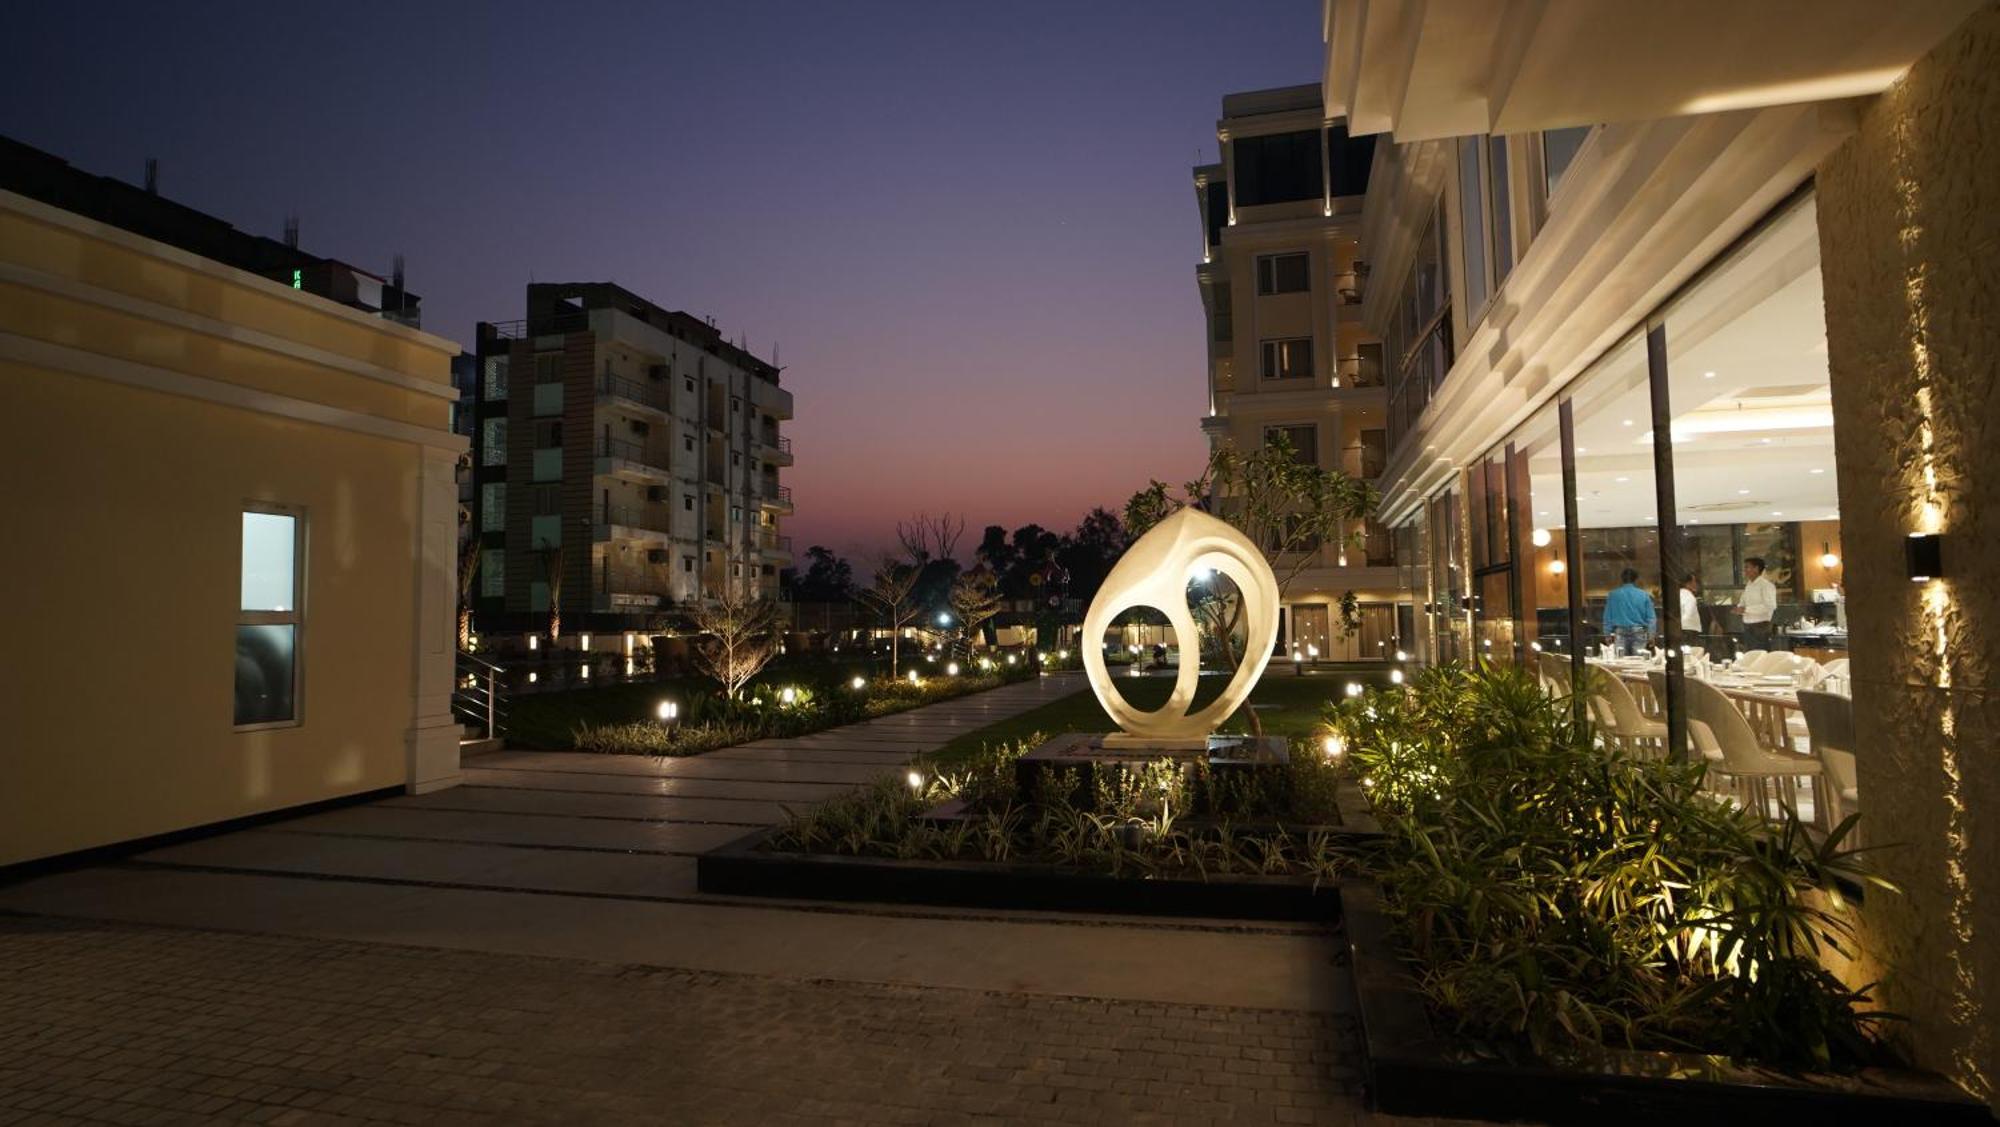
[1564,333,1662,658]
[234,624,296,725]
[1661,196,1840,665]
[240,512,295,611]
[1513,405,1568,655]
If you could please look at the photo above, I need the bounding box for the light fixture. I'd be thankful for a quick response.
[1811,468,1826,475]
[1345,682,1363,698]
[1738,489,1751,495]
[1389,668,1405,685]
[1615,476,1630,483]
[851,676,866,690]
[1321,735,1345,760]
[937,612,952,626]
[1550,559,1567,575]
[1818,542,1841,569]
[1394,650,1408,662]
[946,662,960,676]
[1703,370,1717,379]
[1622,419,1634,427]
[528,635,539,651]
[1531,528,1552,547]
[580,633,591,650]
[580,666,590,679]
[527,672,537,683]
[656,700,679,723]
[1906,533,1944,582]
[907,770,924,792]
[780,686,796,704]
[907,670,920,685]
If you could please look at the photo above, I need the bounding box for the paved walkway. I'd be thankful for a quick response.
[0,674,1477,1126]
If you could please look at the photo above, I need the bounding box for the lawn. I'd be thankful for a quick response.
[923,665,1399,769]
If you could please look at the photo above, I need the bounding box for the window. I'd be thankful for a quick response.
[1457,138,1490,319]
[481,418,507,466]
[1212,283,1233,343]
[1256,253,1310,296]
[731,451,741,467]
[1542,126,1591,199]
[1233,130,1323,207]
[1385,202,1454,447]
[532,484,561,515]
[1264,424,1318,466]
[1489,137,1514,287]
[684,377,694,393]
[480,483,505,532]
[236,506,302,727]
[1355,342,1385,388]
[482,356,509,400]
[683,494,694,512]
[1326,124,1375,197]
[1260,338,1312,381]
[731,397,742,414]
[480,549,504,598]
[534,352,561,381]
[683,557,694,572]
[684,435,694,453]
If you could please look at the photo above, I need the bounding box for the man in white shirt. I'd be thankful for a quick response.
[1679,573,1703,639]
[1736,556,1778,651]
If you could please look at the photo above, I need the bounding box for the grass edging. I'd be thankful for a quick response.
[1337,880,1988,1126]
[696,826,1343,921]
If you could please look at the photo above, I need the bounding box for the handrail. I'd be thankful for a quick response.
[452,650,508,741]
[599,374,671,411]
[596,503,672,532]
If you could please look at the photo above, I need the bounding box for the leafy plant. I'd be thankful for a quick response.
[1325,661,1897,1071]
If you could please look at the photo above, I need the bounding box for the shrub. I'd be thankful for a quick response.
[1325,661,1894,1071]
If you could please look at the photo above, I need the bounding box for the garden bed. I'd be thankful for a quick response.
[697,825,1341,921]
[1338,881,1986,1125]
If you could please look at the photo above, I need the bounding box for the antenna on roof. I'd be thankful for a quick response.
[283,213,299,249]
[392,253,406,290]
[144,158,158,195]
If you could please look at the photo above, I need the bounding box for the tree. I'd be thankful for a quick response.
[792,545,855,602]
[537,544,566,642]
[1126,432,1377,657]
[897,511,965,565]
[1057,506,1127,607]
[854,557,924,678]
[975,524,1018,579]
[948,565,1002,651]
[456,539,480,651]
[689,591,778,700]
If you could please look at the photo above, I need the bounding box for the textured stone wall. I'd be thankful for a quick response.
[1816,2,2000,1104]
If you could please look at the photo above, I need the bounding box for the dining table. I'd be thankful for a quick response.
[1586,656,1811,751]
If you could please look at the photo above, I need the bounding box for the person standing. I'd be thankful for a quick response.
[1602,568,1656,656]
[1737,556,1778,651]
[1679,574,1703,639]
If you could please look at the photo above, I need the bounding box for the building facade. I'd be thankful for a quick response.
[0,149,465,867]
[469,283,794,648]
[1194,84,1403,659]
[1316,0,1999,1105]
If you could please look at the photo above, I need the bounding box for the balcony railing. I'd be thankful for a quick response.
[488,311,591,341]
[764,484,793,505]
[1336,356,1385,388]
[759,531,794,553]
[759,433,793,455]
[598,374,671,412]
[594,503,672,533]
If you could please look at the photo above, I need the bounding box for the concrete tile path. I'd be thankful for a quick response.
[0,673,1492,1125]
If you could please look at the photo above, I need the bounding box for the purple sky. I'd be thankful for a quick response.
[3,1,1320,560]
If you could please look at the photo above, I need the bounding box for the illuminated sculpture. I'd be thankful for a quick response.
[1082,507,1280,747]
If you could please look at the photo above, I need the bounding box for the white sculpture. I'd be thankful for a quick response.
[1082,507,1280,747]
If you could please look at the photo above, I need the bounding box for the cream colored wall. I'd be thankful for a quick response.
[1816,2,2000,1106]
[0,192,463,867]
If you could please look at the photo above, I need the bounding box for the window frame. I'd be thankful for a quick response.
[235,501,306,732]
[1259,337,1314,382]
[1255,251,1311,296]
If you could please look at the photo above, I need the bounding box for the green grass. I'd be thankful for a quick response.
[923,665,1396,769]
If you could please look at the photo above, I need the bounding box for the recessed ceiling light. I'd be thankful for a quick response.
[1690,519,1702,524]
[1759,438,1772,444]
[1622,419,1634,427]
[1615,476,1630,483]
[1576,446,1588,454]
[1703,371,1717,379]
[1738,489,1751,495]
[1772,511,1784,517]
[1810,468,1825,474]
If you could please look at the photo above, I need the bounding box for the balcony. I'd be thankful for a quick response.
[487,311,590,342]
[760,483,794,514]
[1335,355,1386,389]
[594,436,671,484]
[597,373,671,417]
[757,432,794,466]
[593,503,672,545]
[749,377,793,421]
[1341,447,1388,480]
[758,530,794,558]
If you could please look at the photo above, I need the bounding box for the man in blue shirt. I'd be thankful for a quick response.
[1602,568,1656,657]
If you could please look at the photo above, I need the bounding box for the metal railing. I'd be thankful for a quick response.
[595,436,671,474]
[765,484,794,505]
[759,531,794,553]
[759,433,792,455]
[488,311,590,341]
[598,374,672,412]
[595,503,672,533]
[452,650,508,741]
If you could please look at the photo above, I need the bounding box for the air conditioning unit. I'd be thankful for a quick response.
[647,549,669,564]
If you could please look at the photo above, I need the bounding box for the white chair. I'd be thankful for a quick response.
[1587,667,1667,758]
[1796,690,1860,835]
[1684,677,1822,818]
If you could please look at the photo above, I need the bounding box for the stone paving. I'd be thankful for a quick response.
[0,674,1495,1125]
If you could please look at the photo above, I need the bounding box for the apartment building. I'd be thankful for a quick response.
[1,138,465,866]
[470,283,794,644]
[1193,84,1402,658]
[1319,0,1998,1105]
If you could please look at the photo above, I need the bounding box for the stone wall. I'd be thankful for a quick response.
[1816,2,2000,1105]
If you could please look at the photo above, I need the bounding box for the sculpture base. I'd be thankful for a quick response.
[1100,732,1209,751]
[1013,733,1289,803]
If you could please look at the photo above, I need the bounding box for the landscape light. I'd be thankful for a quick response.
[1390,668,1405,685]
[527,672,537,684]
[780,686,796,705]
[851,676,866,690]
[907,670,920,685]
[946,662,960,676]
[1394,650,1408,662]
[937,612,952,626]
[907,770,924,792]
[1006,655,1017,665]
[1057,650,1069,660]
[1322,735,1345,761]
[656,700,679,723]
[1345,682,1363,698]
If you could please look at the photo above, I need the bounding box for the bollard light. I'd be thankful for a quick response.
[1345,681,1363,698]
[851,675,867,690]
[656,700,679,724]
[1390,668,1405,685]
[1322,735,1346,761]
[946,662,960,676]
[907,770,924,793]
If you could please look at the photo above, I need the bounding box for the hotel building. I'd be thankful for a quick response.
[469,283,794,645]
[1,139,465,866]
[1194,84,1402,658]
[1313,0,1999,1104]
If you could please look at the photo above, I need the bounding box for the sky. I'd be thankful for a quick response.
[2,1,1323,561]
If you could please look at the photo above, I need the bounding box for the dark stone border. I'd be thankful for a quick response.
[696,827,1339,921]
[1337,881,1990,1125]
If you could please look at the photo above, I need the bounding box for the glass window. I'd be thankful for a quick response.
[1264,424,1317,466]
[534,352,561,381]
[1515,405,1571,658]
[1489,136,1514,288]
[1256,252,1310,295]
[481,417,507,467]
[480,483,505,533]
[1260,338,1313,381]
[1457,138,1490,319]
[1543,126,1591,199]
[1660,196,1837,672]
[1564,333,1662,660]
[236,507,302,727]
[482,355,509,400]
[1233,130,1323,207]
[480,549,504,598]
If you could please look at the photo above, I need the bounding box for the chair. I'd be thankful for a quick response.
[1796,690,1861,832]
[1735,649,1767,669]
[1538,652,1573,697]
[1821,657,1850,680]
[1683,677,1823,818]
[1646,671,1726,770]
[1586,667,1667,758]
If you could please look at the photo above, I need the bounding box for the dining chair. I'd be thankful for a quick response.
[1796,689,1861,834]
[1539,652,1573,697]
[1821,657,1851,680]
[1587,667,1666,758]
[1683,677,1823,820]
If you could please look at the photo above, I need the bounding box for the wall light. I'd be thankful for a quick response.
[1906,533,1944,582]
[1818,542,1841,569]
[1531,528,1552,548]
[1550,559,1567,575]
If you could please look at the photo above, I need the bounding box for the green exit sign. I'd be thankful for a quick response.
[291,269,302,290]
